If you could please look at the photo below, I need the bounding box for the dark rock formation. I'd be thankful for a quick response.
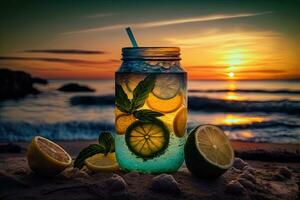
[57,83,95,92]
[32,77,48,84]
[70,95,114,106]
[0,68,45,100]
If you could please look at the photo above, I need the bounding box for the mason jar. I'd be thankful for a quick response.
[115,47,187,173]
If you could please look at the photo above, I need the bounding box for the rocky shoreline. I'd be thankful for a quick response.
[0,68,47,100]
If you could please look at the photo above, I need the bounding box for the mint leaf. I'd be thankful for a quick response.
[74,144,105,169]
[131,75,156,110]
[134,109,164,122]
[115,84,131,113]
[98,131,115,155]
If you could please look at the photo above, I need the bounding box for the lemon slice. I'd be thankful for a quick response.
[125,120,169,160]
[85,153,119,172]
[152,74,180,99]
[115,114,136,135]
[27,136,72,176]
[147,92,182,113]
[173,107,188,138]
[184,125,234,178]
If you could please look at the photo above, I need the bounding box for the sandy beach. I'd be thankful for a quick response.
[0,141,299,200]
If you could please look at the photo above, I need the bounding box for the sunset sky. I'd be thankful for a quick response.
[0,0,299,80]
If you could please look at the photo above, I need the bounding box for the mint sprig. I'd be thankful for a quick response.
[131,74,156,111]
[116,74,164,122]
[74,131,114,169]
[134,109,164,122]
[98,131,115,155]
[115,84,131,113]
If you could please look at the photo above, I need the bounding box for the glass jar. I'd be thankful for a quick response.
[115,47,187,173]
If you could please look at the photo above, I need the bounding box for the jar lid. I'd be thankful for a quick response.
[122,47,181,61]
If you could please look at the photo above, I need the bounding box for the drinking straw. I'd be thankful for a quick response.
[125,27,138,47]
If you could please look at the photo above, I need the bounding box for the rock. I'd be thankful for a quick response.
[0,143,23,153]
[229,167,242,174]
[0,68,42,100]
[70,95,114,106]
[32,77,48,84]
[278,167,292,179]
[240,170,256,184]
[243,165,256,175]
[106,174,127,192]
[58,83,95,92]
[60,167,90,179]
[225,180,246,194]
[233,158,248,170]
[0,170,28,191]
[124,171,140,178]
[150,174,180,195]
[238,178,256,191]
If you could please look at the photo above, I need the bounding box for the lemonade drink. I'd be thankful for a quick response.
[115,47,187,173]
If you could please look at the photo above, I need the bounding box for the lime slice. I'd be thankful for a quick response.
[147,92,183,113]
[115,114,136,135]
[173,107,188,138]
[27,136,72,176]
[152,74,180,100]
[125,120,170,160]
[85,153,119,172]
[184,125,234,178]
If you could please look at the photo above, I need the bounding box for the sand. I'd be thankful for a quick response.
[0,141,299,200]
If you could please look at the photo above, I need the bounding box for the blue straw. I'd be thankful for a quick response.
[125,27,138,47]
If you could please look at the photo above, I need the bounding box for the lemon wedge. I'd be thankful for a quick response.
[85,153,119,172]
[27,136,72,176]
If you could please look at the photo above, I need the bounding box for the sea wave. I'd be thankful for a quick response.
[188,96,300,115]
[188,89,300,94]
[1,119,299,142]
[188,120,300,130]
[70,95,300,115]
[0,121,114,141]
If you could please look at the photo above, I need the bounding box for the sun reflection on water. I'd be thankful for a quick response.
[221,114,265,125]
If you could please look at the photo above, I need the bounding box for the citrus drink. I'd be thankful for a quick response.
[115,72,187,173]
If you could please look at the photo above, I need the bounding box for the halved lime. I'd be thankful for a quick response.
[152,74,180,100]
[125,120,170,160]
[184,125,234,178]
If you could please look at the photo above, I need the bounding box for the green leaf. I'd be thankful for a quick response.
[98,131,115,155]
[115,84,131,113]
[131,75,156,110]
[74,144,105,169]
[134,109,164,122]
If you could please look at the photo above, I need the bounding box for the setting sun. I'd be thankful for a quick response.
[228,72,235,78]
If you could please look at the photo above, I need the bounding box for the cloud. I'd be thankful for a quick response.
[166,28,289,69]
[61,11,272,35]
[186,65,228,69]
[24,49,106,55]
[0,56,119,68]
[84,12,117,19]
[238,69,286,74]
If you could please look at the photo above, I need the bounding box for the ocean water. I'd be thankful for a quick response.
[0,80,299,143]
